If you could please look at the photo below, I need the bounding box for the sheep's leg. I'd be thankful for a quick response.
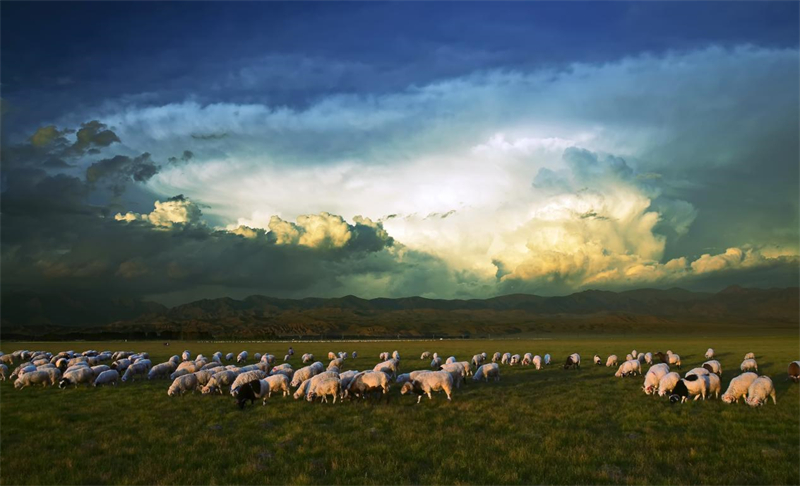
[770,391,777,405]
[416,395,422,404]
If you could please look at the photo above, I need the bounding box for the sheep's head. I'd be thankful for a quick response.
[721,394,736,404]
[400,382,413,395]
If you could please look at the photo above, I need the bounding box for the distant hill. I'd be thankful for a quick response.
[1,286,797,339]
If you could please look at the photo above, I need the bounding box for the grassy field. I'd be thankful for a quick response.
[1,334,799,485]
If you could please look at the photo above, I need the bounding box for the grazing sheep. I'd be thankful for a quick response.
[176,361,199,374]
[90,365,110,377]
[721,372,759,404]
[474,354,487,368]
[284,354,291,362]
[338,352,348,360]
[182,350,191,361]
[121,363,149,382]
[702,360,722,376]
[615,360,642,378]
[170,369,191,380]
[501,353,511,365]
[788,361,800,382]
[631,350,638,358]
[339,370,360,392]
[302,353,314,364]
[234,379,262,409]
[564,353,581,370]
[669,374,708,403]
[201,362,223,371]
[606,355,618,367]
[262,354,276,364]
[745,376,777,407]
[168,355,181,366]
[231,370,268,395]
[212,352,223,363]
[421,352,431,360]
[0,354,14,366]
[306,375,342,403]
[237,351,249,364]
[260,374,291,399]
[94,370,120,386]
[351,352,358,359]
[446,356,457,365]
[430,357,442,369]
[644,352,653,365]
[744,352,755,360]
[642,365,669,395]
[38,367,62,386]
[457,361,472,377]
[439,363,466,388]
[373,359,399,379]
[346,371,390,400]
[396,373,411,384]
[706,373,721,399]
[201,370,239,395]
[637,354,646,364]
[492,352,501,363]
[328,352,337,360]
[544,354,551,366]
[705,348,715,359]
[473,363,500,382]
[15,371,52,389]
[657,372,681,397]
[510,354,521,366]
[226,353,234,361]
[59,367,94,388]
[0,364,8,381]
[192,370,214,387]
[328,358,345,371]
[392,351,401,360]
[533,355,543,370]
[686,367,710,379]
[111,359,132,374]
[291,364,323,388]
[401,371,453,403]
[626,354,634,362]
[270,363,293,377]
[593,355,602,365]
[740,359,758,372]
[655,352,681,369]
[379,352,389,361]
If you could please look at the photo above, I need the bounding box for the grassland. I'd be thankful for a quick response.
[1,334,799,485]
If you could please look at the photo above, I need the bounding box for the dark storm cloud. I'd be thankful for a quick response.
[86,153,159,195]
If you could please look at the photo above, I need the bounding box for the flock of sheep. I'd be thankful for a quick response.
[2,347,798,409]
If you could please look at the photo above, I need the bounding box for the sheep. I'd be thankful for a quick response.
[721,372,758,404]
[292,371,336,399]
[260,374,291,400]
[59,367,94,388]
[270,363,294,379]
[351,352,357,359]
[91,369,119,386]
[706,373,721,399]
[38,367,62,386]
[626,354,634,362]
[686,367,710,379]
[745,376,777,407]
[338,352,348,360]
[644,352,653,365]
[339,370,360,392]
[379,352,389,361]
[457,361,472,377]
[615,360,641,378]
[702,360,722,376]
[788,361,800,382]
[328,366,340,374]
[328,352,337,360]
[509,354,521,366]
[430,357,442,369]
[201,362,223,371]
[168,355,181,366]
[740,359,758,372]
[492,352,501,363]
[474,354,487,368]
[0,364,7,381]
[328,358,345,371]
[346,371,390,400]
[473,363,500,382]
[564,353,581,370]
[446,356,457,365]
[0,354,14,366]
[90,365,110,377]
[669,374,709,403]
[212,352,223,363]
[192,370,214,387]
[396,373,411,384]
[420,351,431,360]
[302,353,314,364]
[170,369,191,380]
[284,354,291,362]
[642,364,670,394]
[201,370,240,395]
[605,355,618,367]
[655,352,681,369]
[658,372,681,397]
[306,375,342,404]
[225,353,234,361]
[15,371,52,389]
[231,370,267,395]
[521,353,532,366]
[533,355,543,370]
[234,379,263,409]
[291,364,322,388]
[121,363,149,382]
[254,353,262,362]
[11,364,35,380]
[439,363,466,388]
[744,352,755,360]
[401,371,453,403]
[392,351,401,360]
[501,353,511,365]
[631,350,638,358]
[111,359,131,374]
[182,350,191,361]
[593,355,602,365]
[705,348,715,359]
[176,361,199,374]
[373,358,399,379]
[544,354,551,366]
[235,351,248,364]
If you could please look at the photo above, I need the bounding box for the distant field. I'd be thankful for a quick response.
[2,335,799,485]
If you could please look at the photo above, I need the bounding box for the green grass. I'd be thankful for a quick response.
[1,335,799,485]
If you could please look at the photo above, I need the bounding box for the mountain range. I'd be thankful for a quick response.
[1,286,797,340]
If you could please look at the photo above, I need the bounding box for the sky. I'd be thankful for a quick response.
[1,2,798,306]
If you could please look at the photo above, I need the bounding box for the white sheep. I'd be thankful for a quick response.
[510,354,521,366]
[457,361,472,377]
[644,352,653,365]
[521,353,532,366]
[306,375,342,403]
[339,370,360,391]
[702,360,722,375]
[669,375,708,403]
[373,358,399,378]
[328,352,337,360]
[439,363,466,388]
[744,352,755,360]
[626,354,633,362]
[501,353,511,365]
[346,370,390,399]
[302,353,314,364]
[657,372,681,396]
[430,357,442,369]
[593,355,602,365]
[294,371,339,399]
[474,354,487,368]
[564,353,581,370]
[260,374,291,399]
[90,365,110,377]
[605,355,618,367]
[182,350,191,361]
[706,373,721,399]
[94,370,119,386]
[615,360,641,378]
[445,356,457,365]
[379,352,389,361]
[168,374,199,396]
[121,363,149,382]
[59,367,94,388]
[533,355,543,370]
[492,352,501,363]
[328,358,345,371]
[642,363,670,394]
[395,373,411,384]
[284,354,291,362]
[192,370,214,387]
[544,354,551,365]
[686,367,710,379]
[351,352,358,359]
[473,363,500,382]
[745,376,776,407]
[231,370,268,395]
[420,351,431,360]
[740,359,758,372]
[225,353,234,361]
[201,370,239,394]
[15,370,51,389]
[236,351,248,364]
[721,372,758,404]
[392,351,401,360]
[291,364,322,388]
[631,350,638,358]
[0,364,8,381]
[338,352,348,360]
[705,348,715,359]
[401,371,453,403]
